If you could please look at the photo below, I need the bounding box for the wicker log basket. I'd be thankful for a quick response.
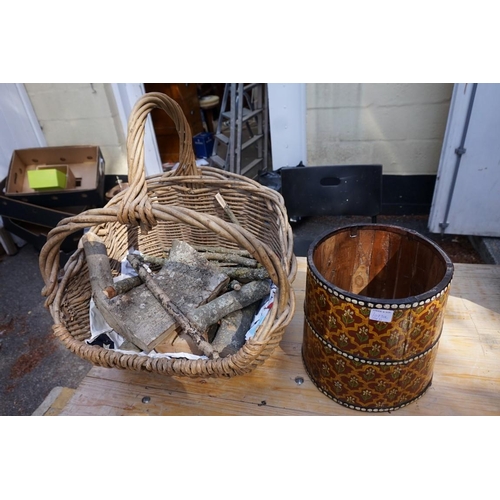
[39,92,297,378]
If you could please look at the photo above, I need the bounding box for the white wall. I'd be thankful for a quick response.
[306,83,454,175]
[21,83,454,177]
[268,83,307,169]
[0,84,46,181]
[24,83,127,175]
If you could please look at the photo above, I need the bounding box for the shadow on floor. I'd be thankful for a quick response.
[290,214,484,264]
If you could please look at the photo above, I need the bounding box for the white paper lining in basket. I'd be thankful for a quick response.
[86,250,276,360]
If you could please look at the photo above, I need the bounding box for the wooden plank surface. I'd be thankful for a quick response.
[58,259,500,416]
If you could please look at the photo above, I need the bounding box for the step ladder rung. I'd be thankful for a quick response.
[214,133,229,145]
[243,83,260,92]
[210,155,226,168]
[210,83,268,177]
[240,158,263,176]
[242,134,263,151]
[221,108,261,123]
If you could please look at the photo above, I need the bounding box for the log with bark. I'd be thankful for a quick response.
[211,303,259,358]
[127,255,218,358]
[128,254,270,357]
[82,234,229,354]
[186,280,270,332]
[83,235,273,359]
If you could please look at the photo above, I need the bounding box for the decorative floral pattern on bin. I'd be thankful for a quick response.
[302,265,451,411]
[302,320,439,411]
[304,268,450,362]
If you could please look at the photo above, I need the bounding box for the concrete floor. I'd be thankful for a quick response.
[0,245,92,416]
[290,214,487,264]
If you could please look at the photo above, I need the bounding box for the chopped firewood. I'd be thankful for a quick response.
[217,266,270,281]
[83,235,272,359]
[187,280,271,332]
[170,239,258,268]
[202,252,259,268]
[103,276,142,299]
[82,232,114,292]
[81,232,174,353]
[128,255,218,358]
[228,280,242,291]
[83,233,229,354]
[137,252,260,269]
[140,240,264,274]
[155,333,205,356]
[119,340,141,352]
[158,260,229,306]
[169,239,216,269]
[211,303,259,358]
[130,257,270,357]
[82,232,173,352]
[192,245,251,257]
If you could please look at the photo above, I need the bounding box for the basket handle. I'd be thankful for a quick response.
[117,92,200,229]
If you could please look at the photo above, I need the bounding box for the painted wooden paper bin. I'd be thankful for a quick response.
[302,224,454,412]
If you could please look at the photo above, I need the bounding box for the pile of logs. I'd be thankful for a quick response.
[82,233,272,359]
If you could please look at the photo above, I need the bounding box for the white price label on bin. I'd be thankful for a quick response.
[369,309,394,323]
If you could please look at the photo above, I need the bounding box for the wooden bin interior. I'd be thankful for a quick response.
[312,225,448,300]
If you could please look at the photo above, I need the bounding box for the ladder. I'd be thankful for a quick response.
[210,83,270,178]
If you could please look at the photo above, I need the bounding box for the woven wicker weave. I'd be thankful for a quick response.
[39,92,297,377]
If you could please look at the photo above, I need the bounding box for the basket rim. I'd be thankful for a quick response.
[37,91,297,377]
[42,204,296,376]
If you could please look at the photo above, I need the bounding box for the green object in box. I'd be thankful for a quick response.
[27,169,67,190]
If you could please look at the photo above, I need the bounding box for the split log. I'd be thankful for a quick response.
[157,264,229,307]
[155,333,205,356]
[202,252,259,268]
[83,234,229,354]
[192,245,251,257]
[83,233,182,354]
[187,280,271,332]
[217,266,270,281]
[168,239,219,271]
[103,276,142,299]
[127,255,217,358]
[211,303,259,358]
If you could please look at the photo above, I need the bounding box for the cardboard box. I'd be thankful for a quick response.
[0,178,86,228]
[1,177,88,252]
[2,216,82,253]
[5,146,105,208]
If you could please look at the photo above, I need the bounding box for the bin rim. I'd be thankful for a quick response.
[307,223,454,310]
